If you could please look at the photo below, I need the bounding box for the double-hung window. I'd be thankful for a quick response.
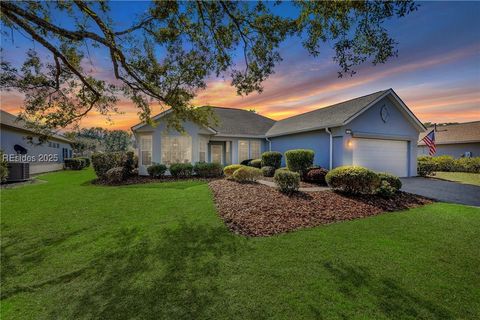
[238,140,249,163]
[238,140,261,162]
[199,137,207,162]
[161,135,192,165]
[250,140,261,159]
[140,136,152,166]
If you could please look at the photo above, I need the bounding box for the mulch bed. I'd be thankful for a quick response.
[209,179,433,237]
[260,176,323,188]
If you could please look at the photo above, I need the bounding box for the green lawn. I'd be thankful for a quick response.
[1,169,479,319]
[432,171,480,186]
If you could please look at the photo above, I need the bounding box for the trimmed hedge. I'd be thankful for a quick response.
[417,156,480,173]
[105,167,124,184]
[285,149,315,176]
[223,164,244,178]
[232,166,262,182]
[92,152,135,180]
[169,163,193,178]
[193,162,223,178]
[261,151,282,169]
[377,172,402,191]
[240,159,253,166]
[249,159,262,168]
[304,167,328,184]
[147,164,167,178]
[261,166,276,177]
[326,166,381,194]
[64,158,87,170]
[77,157,90,167]
[274,169,300,194]
[376,180,397,198]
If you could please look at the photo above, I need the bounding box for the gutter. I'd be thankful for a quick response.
[265,137,272,151]
[325,128,332,170]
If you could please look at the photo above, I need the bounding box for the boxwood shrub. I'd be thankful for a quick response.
[223,164,244,178]
[417,156,480,174]
[261,151,282,169]
[274,169,300,194]
[377,172,402,191]
[326,166,381,194]
[261,166,276,177]
[248,159,262,168]
[376,180,397,198]
[193,162,223,178]
[285,149,315,176]
[169,163,193,178]
[64,158,86,170]
[232,166,262,182]
[147,163,167,178]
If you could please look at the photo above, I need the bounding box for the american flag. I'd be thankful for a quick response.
[422,130,436,156]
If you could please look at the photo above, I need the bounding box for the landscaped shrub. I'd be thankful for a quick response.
[261,151,282,169]
[77,157,90,167]
[240,158,253,166]
[193,162,223,178]
[147,163,167,178]
[92,152,133,179]
[377,172,402,191]
[248,159,262,168]
[64,158,86,170]
[417,158,436,177]
[454,157,480,173]
[232,166,262,182]
[376,180,397,198]
[169,163,193,178]
[285,149,315,177]
[261,166,276,177]
[326,166,381,194]
[223,164,244,178]
[274,169,300,194]
[105,167,125,184]
[123,151,136,178]
[304,167,328,185]
[0,150,8,183]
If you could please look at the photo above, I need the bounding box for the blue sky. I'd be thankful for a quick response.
[1,1,479,129]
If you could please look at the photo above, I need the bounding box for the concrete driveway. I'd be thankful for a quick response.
[400,177,480,207]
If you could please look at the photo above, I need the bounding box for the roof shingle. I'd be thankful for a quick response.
[419,121,480,145]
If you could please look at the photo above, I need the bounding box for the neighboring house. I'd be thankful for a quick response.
[0,110,73,175]
[418,121,480,158]
[132,89,425,177]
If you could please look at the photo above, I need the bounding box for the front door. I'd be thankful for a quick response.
[211,144,223,164]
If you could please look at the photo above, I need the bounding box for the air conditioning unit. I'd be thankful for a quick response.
[7,162,30,182]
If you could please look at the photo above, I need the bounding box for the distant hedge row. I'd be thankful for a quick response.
[417,155,480,176]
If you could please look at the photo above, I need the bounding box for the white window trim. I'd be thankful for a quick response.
[140,135,152,166]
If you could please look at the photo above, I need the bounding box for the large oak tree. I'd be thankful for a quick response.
[0,0,417,136]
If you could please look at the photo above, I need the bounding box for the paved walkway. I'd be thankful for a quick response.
[257,179,330,192]
[400,177,480,207]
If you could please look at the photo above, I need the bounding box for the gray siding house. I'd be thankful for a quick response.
[132,89,425,177]
[0,110,73,175]
[418,121,480,157]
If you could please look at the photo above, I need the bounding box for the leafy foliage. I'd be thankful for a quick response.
[375,180,397,198]
[0,1,417,136]
[169,163,193,178]
[64,158,87,170]
[193,162,223,178]
[91,152,134,180]
[104,130,131,152]
[261,166,276,177]
[274,169,300,194]
[105,167,125,184]
[285,149,315,176]
[417,156,480,174]
[147,164,167,178]
[223,164,245,178]
[232,166,262,183]
[304,167,329,185]
[326,166,381,195]
[261,151,282,169]
[0,150,8,182]
[248,159,262,168]
[377,172,402,191]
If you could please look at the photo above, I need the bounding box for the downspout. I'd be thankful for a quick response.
[265,137,272,151]
[325,128,332,170]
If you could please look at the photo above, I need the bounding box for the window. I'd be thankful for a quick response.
[225,142,231,165]
[199,137,207,162]
[238,140,249,163]
[140,136,152,166]
[161,135,192,165]
[250,140,261,159]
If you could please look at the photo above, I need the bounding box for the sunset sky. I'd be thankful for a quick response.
[1,1,479,130]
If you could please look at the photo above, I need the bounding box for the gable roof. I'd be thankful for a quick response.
[201,107,276,137]
[0,109,72,144]
[265,89,424,137]
[419,121,480,145]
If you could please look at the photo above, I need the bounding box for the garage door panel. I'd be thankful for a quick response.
[352,138,408,177]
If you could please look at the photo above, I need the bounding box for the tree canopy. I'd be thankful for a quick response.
[0,0,417,136]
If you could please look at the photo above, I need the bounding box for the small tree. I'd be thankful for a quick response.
[104,130,131,152]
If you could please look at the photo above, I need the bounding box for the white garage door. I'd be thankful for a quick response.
[352,138,408,177]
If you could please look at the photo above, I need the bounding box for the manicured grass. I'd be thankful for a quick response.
[432,171,480,186]
[1,169,479,319]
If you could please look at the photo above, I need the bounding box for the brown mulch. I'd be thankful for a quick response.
[209,179,433,237]
[260,176,323,188]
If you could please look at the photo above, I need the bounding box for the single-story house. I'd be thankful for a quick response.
[132,89,425,177]
[0,110,73,175]
[418,121,480,158]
